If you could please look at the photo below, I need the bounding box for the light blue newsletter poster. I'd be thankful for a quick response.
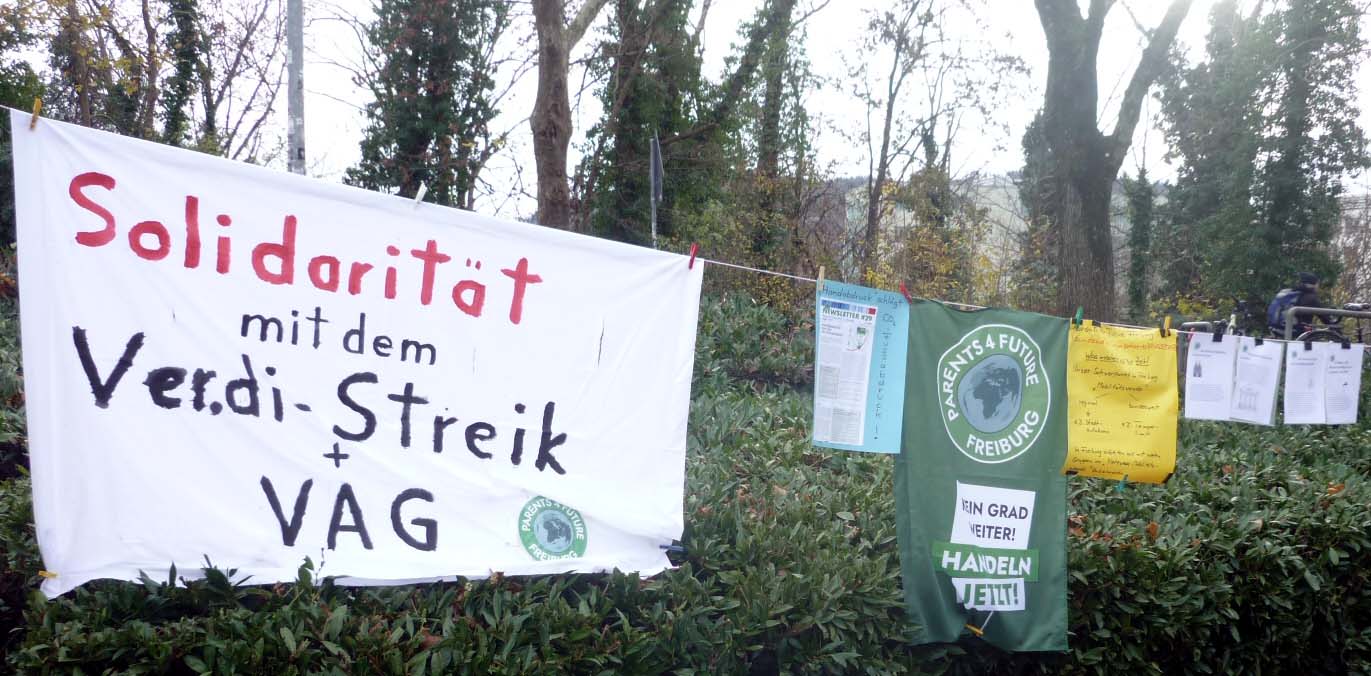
[812,280,909,453]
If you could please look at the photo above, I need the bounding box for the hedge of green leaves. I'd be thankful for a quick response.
[1,292,1370,674]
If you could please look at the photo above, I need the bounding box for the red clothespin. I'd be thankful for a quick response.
[898,280,914,303]
[687,243,698,269]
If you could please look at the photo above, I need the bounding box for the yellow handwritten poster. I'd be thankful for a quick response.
[1063,323,1178,483]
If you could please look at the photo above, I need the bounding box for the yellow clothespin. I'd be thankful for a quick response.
[29,98,42,131]
[38,570,58,579]
[1160,316,1172,338]
[965,610,996,637]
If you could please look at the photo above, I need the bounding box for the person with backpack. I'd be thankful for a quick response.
[1267,272,1339,337]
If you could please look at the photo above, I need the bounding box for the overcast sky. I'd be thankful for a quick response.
[299,0,1371,219]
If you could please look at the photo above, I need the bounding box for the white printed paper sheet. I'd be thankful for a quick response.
[1229,337,1284,426]
[1183,335,1237,420]
[1284,343,1329,424]
[1325,346,1365,425]
[813,298,878,445]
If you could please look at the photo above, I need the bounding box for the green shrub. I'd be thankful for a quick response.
[0,475,37,657]
[695,295,814,392]
[2,293,1370,674]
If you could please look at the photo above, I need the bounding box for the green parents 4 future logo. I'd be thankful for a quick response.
[937,324,1051,463]
[518,496,587,560]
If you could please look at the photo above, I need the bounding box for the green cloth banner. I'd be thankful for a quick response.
[895,300,1068,651]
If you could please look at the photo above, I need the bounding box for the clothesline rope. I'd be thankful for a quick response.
[700,257,817,283]
[698,256,1334,347]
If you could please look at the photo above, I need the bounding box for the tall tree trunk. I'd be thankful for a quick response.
[530,0,610,230]
[1125,168,1154,322]
[1036,0,1191,320]
[531,0,573,229]
[658,0,799,147]
[1051,156,1114,318]
[138,0,161,138]
[855,0,923,284]
[859,32,905,283]
[61,0,94,126]
[1264,0,1315,248]
[753,12,788,259]
[755,50,784,199]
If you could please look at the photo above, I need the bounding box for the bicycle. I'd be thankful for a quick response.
[1282,302,1369,344]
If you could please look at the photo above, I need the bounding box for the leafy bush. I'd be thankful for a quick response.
[694,295,814,390]
[0,251,24,483]
[0,475,36,657]
[2,292,1370,674]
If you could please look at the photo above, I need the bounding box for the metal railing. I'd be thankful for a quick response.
[1177,321,1216,333]
[1282,306,1371,340]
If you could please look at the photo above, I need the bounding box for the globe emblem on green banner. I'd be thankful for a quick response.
[957,354,1023,433]
[938,324,1051,463]
[534,510,575,553]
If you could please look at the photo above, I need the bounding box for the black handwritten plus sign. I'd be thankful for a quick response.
[323,443,350,468]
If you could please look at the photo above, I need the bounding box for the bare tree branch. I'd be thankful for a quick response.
[1107,0,1192,170]
[566,0,611,48]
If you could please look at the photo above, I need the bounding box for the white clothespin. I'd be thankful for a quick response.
[412,183,428,209]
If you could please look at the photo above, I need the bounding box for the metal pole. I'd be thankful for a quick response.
[1284,306,1371,341]
[287,0,306,175]
[649,133,662,249]
[1176,322,1215,333]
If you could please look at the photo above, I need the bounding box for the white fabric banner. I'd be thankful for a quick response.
[10,110,703,597]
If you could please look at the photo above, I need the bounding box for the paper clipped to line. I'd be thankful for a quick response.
[1324,345,1364,425]
[1063,323,1177,483]
[1229,337,1284,426]
[1182,334,1237,421]
[812,281,908,453]
[1283,342,1329,424]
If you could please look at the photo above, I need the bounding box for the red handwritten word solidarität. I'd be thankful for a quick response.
[67,172,543,325]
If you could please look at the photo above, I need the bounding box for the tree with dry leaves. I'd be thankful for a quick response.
[43,0,288,161]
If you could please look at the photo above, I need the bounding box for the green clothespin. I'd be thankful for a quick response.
[1073,307,1083,328]
[1116,474,1128,492]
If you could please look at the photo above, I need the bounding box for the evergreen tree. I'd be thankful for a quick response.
[1123,168,1154,322]
[577,0,797,246]
[161,0,202,147]
[582,0,705,244]
[1010,114,1059,315]
[346,0,511,209]
[0,1,45,246]
[1159,0,1369,320]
